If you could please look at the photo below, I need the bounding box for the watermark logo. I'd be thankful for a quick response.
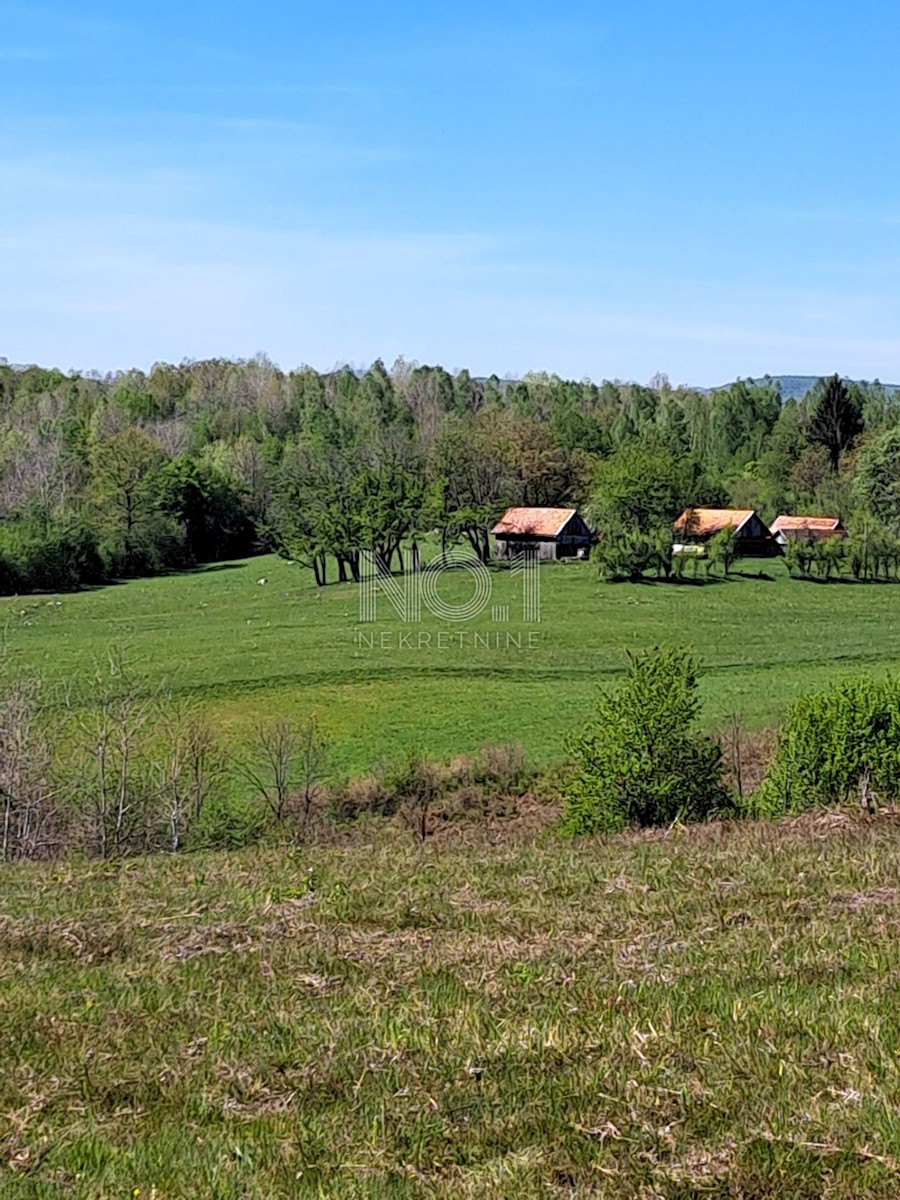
[357,548,540,624]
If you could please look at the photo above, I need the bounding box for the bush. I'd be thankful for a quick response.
[185,793,269,852]
[562,647,730,835]
[596,524,684,583]
[459,742,534,795]
[381,752,443,843]
[0,519,104,593]
[327,772,393,822]
[98,513,189,579]
[706,526,736,576]
[759,675,900,815]
[328,743,535,830]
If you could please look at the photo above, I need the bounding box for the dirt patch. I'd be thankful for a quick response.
[832,887,900,911]
[157,921,255,962]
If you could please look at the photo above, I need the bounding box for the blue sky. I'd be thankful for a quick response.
[2,0,899,384]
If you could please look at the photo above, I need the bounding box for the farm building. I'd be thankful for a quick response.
[672,507,780,557]
[492,507,594,560]
[770,515,847,547]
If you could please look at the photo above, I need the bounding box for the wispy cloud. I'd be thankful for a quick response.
[0,213,507,373]
[3,206,900,386]
[0,3,136,39]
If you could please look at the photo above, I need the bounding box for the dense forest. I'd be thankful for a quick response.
[2,354,900,591]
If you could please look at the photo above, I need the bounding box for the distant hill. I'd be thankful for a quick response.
[710,375,900,400]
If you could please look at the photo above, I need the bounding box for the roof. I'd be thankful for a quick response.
[770,515,845,535]
[492,507,578,538]
[672,508,756,538]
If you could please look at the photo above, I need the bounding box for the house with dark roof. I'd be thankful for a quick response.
[672,507,780,557]
[492,507,594,560]
[770,515,847,547]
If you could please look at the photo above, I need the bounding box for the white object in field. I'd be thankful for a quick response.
[257,577,267,585]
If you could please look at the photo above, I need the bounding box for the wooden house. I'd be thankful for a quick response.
[672,507,779,557]
[770,515,847,547]
[492,507,594,560]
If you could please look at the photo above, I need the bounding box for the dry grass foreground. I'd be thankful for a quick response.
[4,813,900,1197]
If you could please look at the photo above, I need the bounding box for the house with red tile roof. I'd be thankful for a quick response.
[770,515,847,546]
[672,507,780,557]
[492,506,594,560]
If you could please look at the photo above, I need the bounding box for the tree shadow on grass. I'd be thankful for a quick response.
[794,575,900,585]
[177,561,248,575]
[729,569,777,582]
[631,575,724,587]
[627,567,777,586]
[75,560,250,592]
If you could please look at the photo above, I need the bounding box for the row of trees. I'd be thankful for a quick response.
[0,427,254,592]
[268,413,592,580]
[584,377,900,583]
[2,356,900,592]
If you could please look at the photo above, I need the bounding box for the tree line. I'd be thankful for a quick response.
[1,356,900,590]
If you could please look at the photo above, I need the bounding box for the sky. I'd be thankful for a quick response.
[2,0,900,386]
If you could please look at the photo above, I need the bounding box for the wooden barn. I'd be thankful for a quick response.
[492,507,594,560]
[672,507,780,557]
[770,515,847,547]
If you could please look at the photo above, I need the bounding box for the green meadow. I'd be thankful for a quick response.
[5,814,900,1197]
[4,554,900,773]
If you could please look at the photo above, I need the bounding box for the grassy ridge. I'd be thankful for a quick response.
[4,815,900,1196]
[4,555,900,773]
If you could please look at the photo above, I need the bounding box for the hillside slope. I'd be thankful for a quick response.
[7,555,900,775]
[709,374,900,400]
[3,813,900,1197]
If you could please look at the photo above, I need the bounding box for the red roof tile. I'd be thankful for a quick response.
[770,515,845,536]
[492,507,578,538]
[672,508,755,538]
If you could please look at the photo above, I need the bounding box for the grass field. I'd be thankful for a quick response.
[4,813,900,1197]
[3,554,900,774]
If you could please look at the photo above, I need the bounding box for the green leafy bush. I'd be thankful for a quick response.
[562,647,730,835]
[98,512,189,579]
[596,525,673,582]
[185,794,269,851]
[706,526,737,576]
[0,519,104,593]
[759,675,900,814]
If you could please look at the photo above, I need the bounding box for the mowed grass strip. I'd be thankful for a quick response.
[4,554,900,772]
[4,815,900,1196]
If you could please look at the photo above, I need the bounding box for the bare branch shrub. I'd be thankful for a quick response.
[0,677,58,861]
[239,716,328,827]
[296,715,328,829]
[717,717,777,800]
[157,706,226,851]
[64,653,160,857]
[383,755,444,844]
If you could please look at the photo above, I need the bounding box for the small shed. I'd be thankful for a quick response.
[492,507,594,560]
[770,515,847,547]
[672,507,780,557]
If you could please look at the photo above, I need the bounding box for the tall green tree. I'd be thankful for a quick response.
[427,413,510,562]
[853,426,900,531]
[155,457,254,562]
[808,373,863,470]
[89,429,179,574]
[590,435,726,536]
